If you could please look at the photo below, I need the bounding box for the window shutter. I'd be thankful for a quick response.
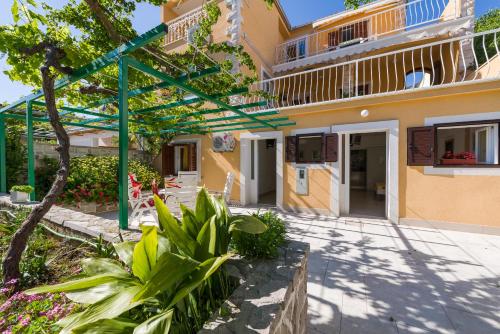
[407,126,435,166]
[162,144,175,176]
[189,143,197,172]
[285,136,297,162]
[324,133,339,162]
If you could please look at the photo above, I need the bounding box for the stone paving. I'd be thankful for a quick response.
[2,194,499,333]
[229,210,500,334]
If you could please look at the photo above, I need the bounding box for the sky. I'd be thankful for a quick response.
[0,0,498,104]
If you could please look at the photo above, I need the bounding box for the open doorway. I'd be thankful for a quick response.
[349,132,386,218]
[256,139,277,205]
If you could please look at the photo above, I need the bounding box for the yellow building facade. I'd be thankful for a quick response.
[161,0,500,233]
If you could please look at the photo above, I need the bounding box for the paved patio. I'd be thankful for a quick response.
[239,210,500,334]
[2,194,499,333]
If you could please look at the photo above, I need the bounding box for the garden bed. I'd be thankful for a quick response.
[200,240,309,334]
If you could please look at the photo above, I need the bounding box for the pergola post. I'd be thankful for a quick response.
[0,116,6,193]
[118,56,129,230]
[26,100,35,200]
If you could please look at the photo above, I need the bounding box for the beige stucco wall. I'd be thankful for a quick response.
[175,83,500,228]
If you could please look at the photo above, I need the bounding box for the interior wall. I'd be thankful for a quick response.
[258,140,277,195]
[351,132,386,191]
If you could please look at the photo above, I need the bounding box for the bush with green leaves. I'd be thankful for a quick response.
[60,156,161,204]
[35,156,59,201]
[26,189,267,333]
[10,185,34,194]
[231,210,287,259]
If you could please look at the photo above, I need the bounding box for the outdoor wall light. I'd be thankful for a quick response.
[360,109,370,118]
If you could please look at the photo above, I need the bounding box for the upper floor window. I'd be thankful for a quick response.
[328,20,369,49]
[286,38,307,62]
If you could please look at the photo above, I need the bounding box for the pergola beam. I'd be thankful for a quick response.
[127,57,277,130]
[209,122,296,133]
[86,66,221,108]
[173,107,277,127]
[160,116,290,134]
[0,23,169,114]
[131,87,248,116]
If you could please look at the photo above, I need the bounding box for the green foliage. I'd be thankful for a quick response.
[35,156,59,201]
[0,290,78,334]
[60,156,161,204]
[10,185,34,193]
[474,9,500,66]
[24,189,266,333]
[231,210,286,258]
[5,121,27,191]
[0,209,52,287]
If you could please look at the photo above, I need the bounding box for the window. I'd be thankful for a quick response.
[297,134,324,163]
[407,122,499,167]
[436,124,498,166]
[285,133,339,164]
[286,38,307,62]
[405,63,442,89]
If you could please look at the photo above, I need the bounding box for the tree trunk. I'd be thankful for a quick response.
[2,66,70,286]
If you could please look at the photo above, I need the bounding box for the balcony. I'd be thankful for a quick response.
[245,29,500,111]
[274,0,472,70]
[163,6,207,47]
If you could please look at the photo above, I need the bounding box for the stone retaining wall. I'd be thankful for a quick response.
[199,240,309,334]
[34,142,147,161]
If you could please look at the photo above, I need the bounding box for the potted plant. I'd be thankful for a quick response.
[10,185,34,203]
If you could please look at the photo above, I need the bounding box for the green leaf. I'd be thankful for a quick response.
[114,241,136,267]
[25,274,126,295]
[167,253,233,308]
[154,196,199,258]
[58,286,143,334]
[196,216,217,258]
[195,188,216,224]
[65,281,136,304]
[134,251,199,301]
[180,203,202,239]
[72,318,137,334]
[134,309,174,334]
[11,0,19,24]
[229,215,268,234]
[81,258,129,277]
[132,225,158,283]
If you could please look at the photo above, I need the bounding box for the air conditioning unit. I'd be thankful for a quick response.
[212,133,236,152]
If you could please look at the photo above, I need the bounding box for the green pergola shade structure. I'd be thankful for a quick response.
[0,23,295,229]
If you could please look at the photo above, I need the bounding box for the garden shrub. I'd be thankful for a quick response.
[60,156,161,204]
[35,156,59,201]
[231,210,287,258]
[6,123,27,190]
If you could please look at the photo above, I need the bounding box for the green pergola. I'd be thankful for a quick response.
[0,23,295,230]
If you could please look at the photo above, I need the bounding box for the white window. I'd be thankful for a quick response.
[436,123,498,166]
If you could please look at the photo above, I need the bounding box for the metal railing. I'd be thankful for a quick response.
[245,29,499,111]
[164,6,207,46]
[275,0,466,65]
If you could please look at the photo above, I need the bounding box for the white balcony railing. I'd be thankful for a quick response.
[164,7,207,46]
[245,29,500,111]
[275,0,467,65]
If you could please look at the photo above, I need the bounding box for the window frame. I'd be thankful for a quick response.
[295,133,325,164]
[432,120,500,168]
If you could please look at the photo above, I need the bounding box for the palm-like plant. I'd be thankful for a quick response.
[26,188,267,333]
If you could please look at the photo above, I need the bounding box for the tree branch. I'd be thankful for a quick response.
[83,0,123,44]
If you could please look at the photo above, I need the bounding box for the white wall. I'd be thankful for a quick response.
[69,131,118,147]
[258,139,276,195]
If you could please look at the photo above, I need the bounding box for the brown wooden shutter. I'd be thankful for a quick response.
[189,143,197,172]
[285,136,297,162]
[324,133,339,162]
[407,126,435,166]
[162,144,175,176]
